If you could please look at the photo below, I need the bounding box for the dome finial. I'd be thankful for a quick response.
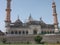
[29,13,32,19]
[40,17,42,21]
[28,13,33,21]
[17,15,19,20]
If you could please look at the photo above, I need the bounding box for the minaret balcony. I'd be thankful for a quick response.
[6,9,11,11]
[53,13,57,16]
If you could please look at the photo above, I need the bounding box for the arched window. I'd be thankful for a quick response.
[15,31,17,34]
[19,31,21,34]
[26,31,28,34]
[50,31,52,34]
[43,31,46,34]
[6,32,8,34]
[52,31,54,33]
[41,31,43,34]
[11,31,14,34]
[22,31,25,34]
[33,30,37,35]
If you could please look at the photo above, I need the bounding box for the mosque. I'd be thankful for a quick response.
[5,0,59,35]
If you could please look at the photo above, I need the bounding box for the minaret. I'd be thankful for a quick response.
[52,0,59,33]
[5,0,11,26]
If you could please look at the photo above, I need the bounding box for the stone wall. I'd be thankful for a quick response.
[2,35,36,43]
[0,34,60,43]
[42,34,60,43]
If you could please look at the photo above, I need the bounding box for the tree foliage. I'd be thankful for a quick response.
[34,35,42,44]
[2,38,7,44]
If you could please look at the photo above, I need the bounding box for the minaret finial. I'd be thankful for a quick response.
[53,0,54,2]
[52,0,56,5]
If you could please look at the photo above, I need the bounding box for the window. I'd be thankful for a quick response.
[19,31,21,34]
[41,31,43,34]
[26,31,28,34]
[15,31,17,34]
[11,31,14,34]
[22,31,25,34]
[33,30,37,35]
[6,32,8,34]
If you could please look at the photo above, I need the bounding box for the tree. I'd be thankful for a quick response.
[2,38,7,44]
[34,35,42,44]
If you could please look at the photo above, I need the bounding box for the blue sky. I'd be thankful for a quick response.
[0,0,60,32]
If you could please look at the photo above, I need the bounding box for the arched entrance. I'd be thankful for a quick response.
[33,30,37,35]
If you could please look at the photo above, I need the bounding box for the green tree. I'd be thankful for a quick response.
[34,35,42,44]
[2,38,7,44]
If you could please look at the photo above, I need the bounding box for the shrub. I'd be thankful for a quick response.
[27,41,30,44]
[2,38,7,44]
[34,35,42,44]
[57,41,60,44]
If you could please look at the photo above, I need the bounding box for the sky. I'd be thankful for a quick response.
[0,0,60,32]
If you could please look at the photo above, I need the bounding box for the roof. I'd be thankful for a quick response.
[9,17,54,29]
[41,24,54,29]
[26,18,46,25]
[14,18,23,26]
[26,20,40,25]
